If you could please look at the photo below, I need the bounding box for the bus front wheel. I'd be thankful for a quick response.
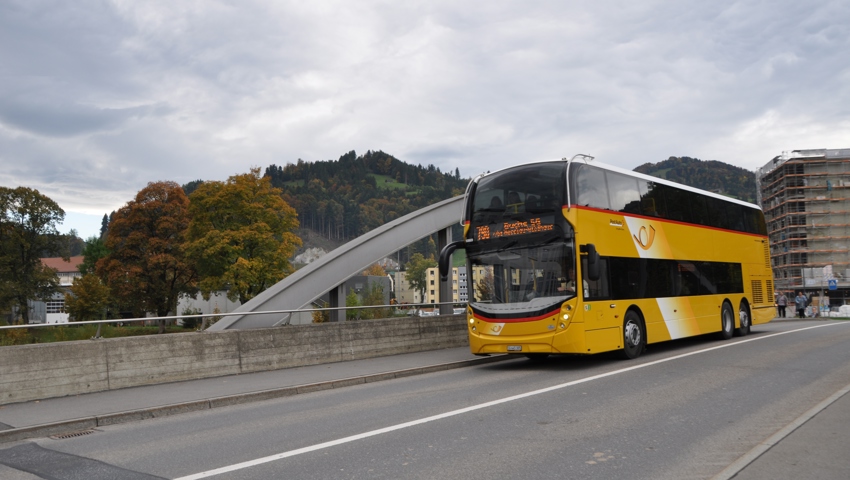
[620,311,646,360]
[719,302,735,340]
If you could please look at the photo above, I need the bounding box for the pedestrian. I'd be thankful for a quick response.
[776,292,788,318]
[795,291,807,318]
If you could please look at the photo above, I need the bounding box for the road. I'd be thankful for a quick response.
[2,320,849,479]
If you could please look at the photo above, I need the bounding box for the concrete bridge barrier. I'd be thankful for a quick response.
[0,315,467,406]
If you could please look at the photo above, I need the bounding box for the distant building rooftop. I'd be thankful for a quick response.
[41,256,85,274]
[758,148,850,178]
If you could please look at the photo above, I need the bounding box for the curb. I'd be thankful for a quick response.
[0,354,511,445]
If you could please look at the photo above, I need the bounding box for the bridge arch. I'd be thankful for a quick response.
[208,196,464,330]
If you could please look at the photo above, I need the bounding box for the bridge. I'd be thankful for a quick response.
[208,195,465,330]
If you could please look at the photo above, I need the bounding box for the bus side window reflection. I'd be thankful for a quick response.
[582,257,610,300]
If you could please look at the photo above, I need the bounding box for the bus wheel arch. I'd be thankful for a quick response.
[719,301,735,340]
[620,308,646,360]
[736,299,751,337]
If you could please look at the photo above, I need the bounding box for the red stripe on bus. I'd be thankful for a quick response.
[473,308,561,323]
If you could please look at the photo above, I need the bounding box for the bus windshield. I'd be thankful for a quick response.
[464,161,572,317]
[468,239,576,316]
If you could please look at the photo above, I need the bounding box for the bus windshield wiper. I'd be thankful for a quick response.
[541,235,562,245]
[500,240,518,251]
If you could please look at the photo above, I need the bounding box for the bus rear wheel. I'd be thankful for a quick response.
[719,302,735,340]
[736,303,751,337]
[620,311,646,360]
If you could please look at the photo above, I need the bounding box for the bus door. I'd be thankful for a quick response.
[580,258,622,353]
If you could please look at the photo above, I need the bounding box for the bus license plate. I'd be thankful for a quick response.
[507,345,522,351]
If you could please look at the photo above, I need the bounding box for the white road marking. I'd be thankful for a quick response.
[175,323,844,480]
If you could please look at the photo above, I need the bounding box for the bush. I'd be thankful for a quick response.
[181,307,203,329]
[0,328,32,346]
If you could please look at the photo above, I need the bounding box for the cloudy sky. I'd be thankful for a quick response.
[1,0,848,238]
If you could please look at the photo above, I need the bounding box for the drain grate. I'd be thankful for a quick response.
[50,429,96,440]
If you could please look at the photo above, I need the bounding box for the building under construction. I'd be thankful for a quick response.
[757,148,850,310]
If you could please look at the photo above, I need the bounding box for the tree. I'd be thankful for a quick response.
[404,252,436,307]
[311,299,330,323]
[100,213,109,239]
[181,179,204,196]
[360,281,389,319]
[65,274,110,336]
[64,229,86,256]
[346,290,360,320]
[185,168,302,305]
[426,237,437,259]
[79,236,109,276]
[0,186,67,323]
[362,263,387,277]
[97,181,196,333]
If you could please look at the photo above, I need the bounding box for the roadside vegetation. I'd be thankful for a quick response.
[0,324,190,346]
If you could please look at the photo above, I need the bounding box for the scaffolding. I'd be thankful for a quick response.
[757,148,850,306]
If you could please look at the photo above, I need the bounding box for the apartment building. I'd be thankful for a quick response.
[757,148,850,307]
[423,266,462,304]
[392,270,422,305]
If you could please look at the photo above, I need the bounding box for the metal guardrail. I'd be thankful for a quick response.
[0,301,467,331]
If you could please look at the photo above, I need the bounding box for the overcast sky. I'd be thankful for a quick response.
[1,0,848,239]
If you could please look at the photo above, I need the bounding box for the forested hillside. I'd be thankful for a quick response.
[264,152,758,247]
[264,150,467,242]
[633,156,757,203]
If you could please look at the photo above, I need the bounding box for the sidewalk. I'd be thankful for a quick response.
[714,382,850,480]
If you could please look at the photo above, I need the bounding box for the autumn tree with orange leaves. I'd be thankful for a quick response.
[97,181,196,333]
[362,263,387,277]
[185,168,301,305]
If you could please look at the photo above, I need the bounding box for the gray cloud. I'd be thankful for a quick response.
[0,96,161,137]
[1,0,848,238]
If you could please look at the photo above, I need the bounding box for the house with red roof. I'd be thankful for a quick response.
[29,256,84,324]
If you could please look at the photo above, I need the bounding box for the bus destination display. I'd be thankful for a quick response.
[475,217,554,241]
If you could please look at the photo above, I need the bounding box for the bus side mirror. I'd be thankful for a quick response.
[439,241,465,280]
[581,243,600,281]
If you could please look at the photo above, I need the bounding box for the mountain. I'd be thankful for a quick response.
[633,156,757,204]
[264,150,467,263]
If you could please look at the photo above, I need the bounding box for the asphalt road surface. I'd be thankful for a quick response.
[2,320,849,479]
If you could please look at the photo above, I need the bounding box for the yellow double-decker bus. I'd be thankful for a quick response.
[439,155,774,360]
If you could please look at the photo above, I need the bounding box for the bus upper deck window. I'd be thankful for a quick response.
[576,165,609,209]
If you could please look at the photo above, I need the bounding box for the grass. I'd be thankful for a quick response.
[370,174,409,191]
[649,168,673,178]
[453,249,466,268]
[0,324,191,346]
